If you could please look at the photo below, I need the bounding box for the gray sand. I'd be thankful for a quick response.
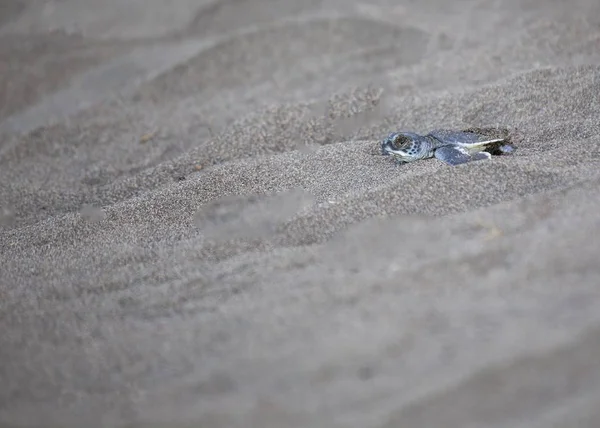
[2,1,600,427]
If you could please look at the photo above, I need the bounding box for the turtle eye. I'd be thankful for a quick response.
[393,134,413,149]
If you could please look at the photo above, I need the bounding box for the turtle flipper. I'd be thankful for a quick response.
[434,146,472,165]
[471,151,492,161]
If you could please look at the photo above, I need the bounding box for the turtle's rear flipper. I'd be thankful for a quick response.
[434,146,472,165]
[486,143,515,156]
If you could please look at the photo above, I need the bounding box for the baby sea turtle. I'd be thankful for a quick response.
[381,128,515,166]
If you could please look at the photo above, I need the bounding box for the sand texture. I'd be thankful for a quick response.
[2,0,600,427]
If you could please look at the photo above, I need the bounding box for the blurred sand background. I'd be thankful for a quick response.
[2,0,600,427]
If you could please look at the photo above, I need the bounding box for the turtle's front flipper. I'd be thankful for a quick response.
[471,151,492,161]
[434,146,472,165]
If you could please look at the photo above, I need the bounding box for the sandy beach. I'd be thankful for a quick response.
[2,0,600,427]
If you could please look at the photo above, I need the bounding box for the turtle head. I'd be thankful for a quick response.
[380,131,428,163]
